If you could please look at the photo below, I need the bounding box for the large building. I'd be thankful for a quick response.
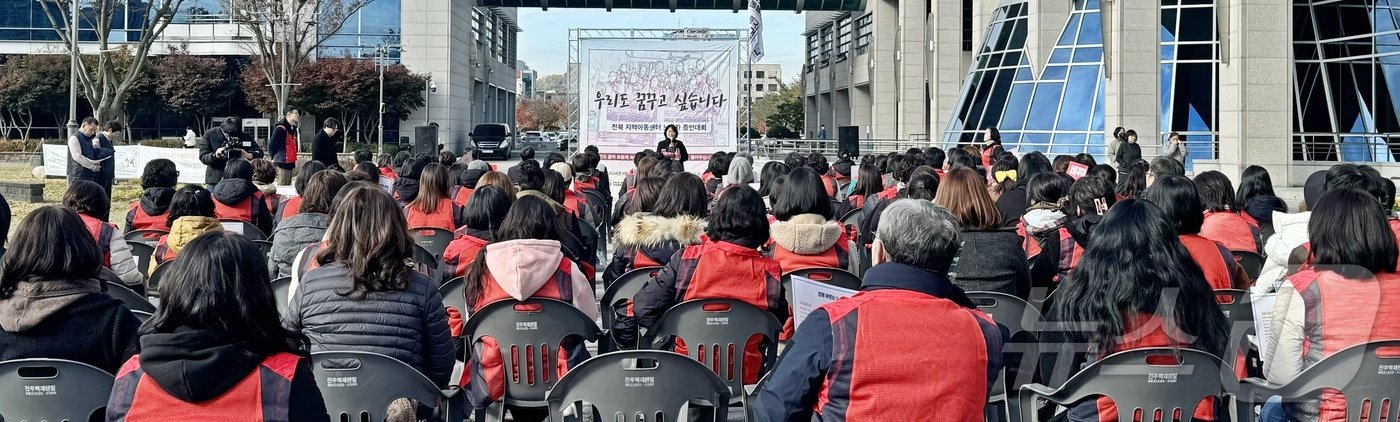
[741,63,784,107]
[0,0,519,151]
[804,0,1396,184]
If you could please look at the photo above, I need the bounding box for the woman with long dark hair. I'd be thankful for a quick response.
[0,206,139,373]
[405,163,467,231]
[702,153,730,196]
[1142,175,1251,290]
[759,161,791,207]
[1261,188,1400,422]
[1195,171,1262,253]
[997,151,1053,228]
[936,168,1030,297]
[393,155,431,205]
[108,232,328,420]
[443,185,514,277]
[153,185,224,272]
[988,156,1019,202]
[1116,160,1148,200]
[848,159,883,209]
[603,173,710,285]
[621,185,785,385]
[64,180,144,288]
[1237,165,1287,225]
[278,161,327,224]
[1039,199,1228,422]
[656,124,689,164]
[282,185,455,387]
[460,195,596,421]
[1019,172,1074,293]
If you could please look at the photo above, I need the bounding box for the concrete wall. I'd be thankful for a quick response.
[1216,0,1292,183]
[401,1,517,152]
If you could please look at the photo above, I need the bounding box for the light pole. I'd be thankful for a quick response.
[66,0,78,139]
[374,43,401,155]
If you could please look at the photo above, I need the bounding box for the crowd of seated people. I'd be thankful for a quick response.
[4,141,1399,422]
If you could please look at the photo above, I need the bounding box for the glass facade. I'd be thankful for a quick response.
[944,0,1107,156]
[320,0,404,59]
[1160,0,1219,165]
[0,0,145,42]
[1293,0,1400,162]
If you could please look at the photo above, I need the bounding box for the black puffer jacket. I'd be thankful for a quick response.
[281,263,455,387]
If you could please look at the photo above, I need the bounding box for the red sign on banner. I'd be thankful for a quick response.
[1066,162,1089,180]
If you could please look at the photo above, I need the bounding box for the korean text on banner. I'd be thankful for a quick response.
[44,144,207,185]
[791,275,858,330]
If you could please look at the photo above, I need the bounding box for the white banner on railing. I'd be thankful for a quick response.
[43,144,209,185]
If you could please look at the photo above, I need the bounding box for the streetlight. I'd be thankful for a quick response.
[65,0,78,139]
[373,42,402,155]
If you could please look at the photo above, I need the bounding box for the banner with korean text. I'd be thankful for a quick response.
[579,36,738,167]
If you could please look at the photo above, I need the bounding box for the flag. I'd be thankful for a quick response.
[748,0,764,61]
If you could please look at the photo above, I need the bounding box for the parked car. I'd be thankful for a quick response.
[470,123,514,159]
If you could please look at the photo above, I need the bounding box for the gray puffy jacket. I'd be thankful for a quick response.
[268,212,329,280]
[282,263,455,387]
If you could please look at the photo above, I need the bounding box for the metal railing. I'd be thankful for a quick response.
[751,137,937,160]
[1293,134,1399,162]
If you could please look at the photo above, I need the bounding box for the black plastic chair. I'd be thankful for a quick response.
[599,266,662,353]
[643,298,781,418]
[122,229,167,244]
[437,276,467,317]
[105,281,156,313]
[410,227,455,260]
[1233,251,1266,282]
[463,299,602,421]
[127,241,156,277]
[546,350,731,422]
[146,263,171,295]
[218,220,268,241]
[781,267,862,314]
[1018,348,1233,422]
[1215,289,1258,379]
[310,351,463,422]
[1237,340,1400,422]
[967,291,1043,420]
[131,310,153,323]
[412,243,441,275]
[271,277,292,316]
[252,239,274,264]
[0,358,115,422]
[838,208,862,235]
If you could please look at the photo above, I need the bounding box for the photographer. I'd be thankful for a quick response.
[199,117,263,185]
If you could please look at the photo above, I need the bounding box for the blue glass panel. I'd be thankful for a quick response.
[1050,134,1088,154]
[1161,43,1176,61]
[1085,0,1100,10]
[1050,48,1072,64]
[1043,66,1068,80]
[1059,14,1082,45]
[1086,134,1106,158]
[1027,82,1065,130]
[1072,47,1103,63]
[1092,81,1105,132]
[1058,66,1098,130]
[1014,65,1033,81]
[1161,8,1178,42]
[0,0,30,28]
[1001,83,1034,130]
[1161,63,1174,129]
[1178,7,1212,42]
[1078,8,1103,44]
[1019,133,1051,153]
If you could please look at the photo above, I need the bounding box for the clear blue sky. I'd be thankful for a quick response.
[515,8,807,83]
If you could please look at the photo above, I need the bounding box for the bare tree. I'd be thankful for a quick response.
[39,0,187,121]
[224,0,374,117]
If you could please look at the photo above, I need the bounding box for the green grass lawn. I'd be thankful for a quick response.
[1,164,144,236]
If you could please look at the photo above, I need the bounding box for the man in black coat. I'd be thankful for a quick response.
[310,117,342,170]
[199,117,263,185]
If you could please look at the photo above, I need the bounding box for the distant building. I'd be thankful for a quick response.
[740,64,783,107]
[517,60,538,99]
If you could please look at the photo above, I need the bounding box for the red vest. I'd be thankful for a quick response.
[450,186,474,207]
[1180,234,1239,290]
[574,175,601,195]
[846,194,866,210]
[1389,218,1400,272]
[154,235,178,267]
[1288,270,1400,422]
[631,248,663,269]
[81,214,114,267]
[674,241,783,384]
[277,122,297,163]
[814,289,993,420]
[471,259,575,311]
[443,235,490,277]
[1201,211,1261,253]
[107,352,301,421]
[562,190,581,218]
[128,202,171,233]
[700,172,715,185]
[405,199,458,231]
[263,193,281,218]
[279,196,302,221]
[820,174,838,198]
[215,193,264,224]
